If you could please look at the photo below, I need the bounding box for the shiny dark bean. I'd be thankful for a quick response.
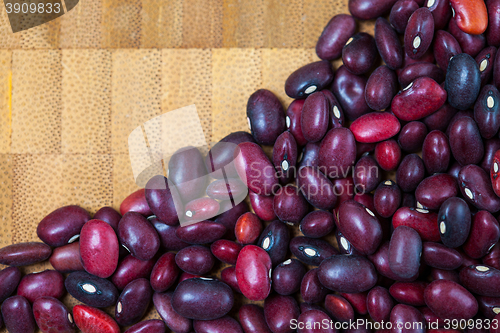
[449,116,484,166]
[17,270,64,303]
[0,242,51,266]
[264,294,300,333]
[153,292,192,333]
[301,268,328,303]
[210,239,242,266]
[389,281,427,306]
[65,271,119,308]
[290,236,338,266]
[175,245,214,275]
[301,92,329,142]
[349,0,398,20]
[37,205,90,247]
[375,139,402,172]
[393,207,440,241]
[333,177,355,206]
[118,212,159,261]
[399,63,444,88]
[431,268,460,283]
[296,166,336,210]
[124,320,166,333]
[220,266,241,293]
[324,294,355,322]
[150,217,190,251]
[437,197,471,248]
[423,103,458,132]
[1,296,36,333]
[474,85,500,139]
[460,265,500,297]
[448,18,486,58]
[0,267,21,303]
[272,259,306,295]
[286,99,307,147]
[425,279,478,319]
[375,19,403,71]
[249,190,276,222]
[258,220,290,266]
[273,131,298,184]
[487,0,500,47]
[247,89,286,145]
[396,154,425,192]
[239,304,272,333]
[316,14,357,60]
[175,221,226,245]
[351,112,401,144]
[206,178,246,201]
[415,174,457,210]
[369,242,419,281]
[398,122,427,153]
[390,304,425,333]
[297,310,335,333]
[463,211,500,259]
[389,226,422,279]
[300,210,335,238]
[115,278,151,326]
[353,155,382,193]
[484,243,500,270]
[193,316,244,333]
[422,242,463,270]
[445,53,481,110]
[94,206,121,231]
[422,131,451,174]
[236,245,272,301]
[145,175,181,226]
[318,128,357,178]
[405,8,435,60]
[367,286,394,322]
[374,180,402,218]
[343,32,377,75]
[459,249,482,269]
[477,296,500,319]
[274,184,309,225]
[475,47,497,87]
[150,252,180,292]
[111,254,156,290]
[285,61,335,99]
[318,255,377,293]
[433,30,462,72]
[331,65,371,120]
[390,0,419,34]
[459,165,500,213]
[323,89,345,130]
[33,297,75,333]
[341,292,368,316]
[366,66,398,111]
[426,0,452,30]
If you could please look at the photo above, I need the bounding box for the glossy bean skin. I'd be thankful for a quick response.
[145,175,181,226]
[366,67,398,111]
[390,304,425,333]
[340,292,368,315]
[353,155,382,193]
[449,117,484,166]
[437,197,471,248]
[369,242,419,282]
[285,61,334,99]
[448,18,486,57]
[367,286,394,322]
[392,207,440,241]
[65,271,119,308]
[175,245,214,275]
[331,65,371,121]
[350,112,401,143]
[210,239,242,265]
[301,92,329,143]
[220,266,241,293]
[94,207,121,231]
[318,255,377,293]
[118,213,159,261]
[423,103,458,132]
[475,47,497,87]
[247,89,286,145]
[289,236,338,266]
[301,268,328,303]
[374,181,402,218]
[111,254,156,290]
[433,30,462,72]
[124,320,166,333]
[17,270,64,303]
[375,139,402,171]
[390,0,420,34]
[0,242,52,266]
[396,154,425,192]
[389,281,427,306]
[426,0,452,30]
[375,19,404,71]
[477,296,500,319]
[424,279,478,319]
[405,8,435,60]
[431,268,460,283]
[392,77,447,121]
[0,267,21,303]
[274,185,309,225]
[316,14,357,60]
[239,304,272,333]
[342,33,377,75]
[297,310,336,333]
[286,99,307,147]
[33,297,75,333]
[150,217,190,251]
[206,178,246,201]
[236,245,272,301]
[422,130,451,174]
[460,265,500,297]
[323,90,345,130]
[300,210,335,238]
[475,85,500,139]
[487,0,500,47]
[37,205,90,247]
[389,226,422,279]
[319,128,357,178]
[258,220,290,266]
[348,0,398,20]
[446,53,482,111]
[153,292,192,333]
[297,166,337,210]
[72,304,120,333]
[193,316,244,333]
[234,142,279,196]
[324,294,355,322]
[415,174,457,210]
[484,243,500,270]
[175,221,226,245]
[249,190,276,222]
[120,189,153,217]
[422,242,463,270]
[150,252,180,292]
[449,0,488,35]
[273,131,298,184]
[1,296,36,333]
[399,63,444,89]
[272,259,306,295]
[235,212,263,245]
[115,278,152,326]
[205,131,256,179]
[463,211,500,259]
[264,294,300,333]
[459,165,500,213]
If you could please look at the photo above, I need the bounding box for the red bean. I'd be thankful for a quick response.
[341,291,368,315]
[390,304,425,333]
[120,189,153,217]
[37,205,90,247]
[0,267,21,303]
[375,139,402,172]
[415,174,457,210]
[1,296,36,333]
[369,242,419,281]
[238,304,272,333]
[169,147,209,202]
[124,320,166,333]
[286,99,307,147]
[431,268,460,283]
[194,316,244,333]
[272,259,306,295]
[474,85,500,139]
[365,67,398,111]
[399,62,445,88]
[433,30,462,72]
[393,207,440,241]
[220,266,241,293]
[319,128,357,178]
[389,281,427,306]
[153,292,192,333]
[297,309,336,333]
[348,0,398,20]
[273,184,309,225]
[323,89,345,130]
[422,242,463,270]
[390,0,420,34]
[423,104,458,132]
[316,14,357,61]
[17,270,64,303]
[150,217,190,251]
[475,47,497,87]
[145,175,181,226]
[375,19,404,71]
[487,0,500,47]
[247,89,286,145]
[175,245,214,275]
[65,271,119,308]
[405,8,435,60]
[272,131,298,185]
[367,286,394,322]
[301,92,329,143]
[422,131,451,174]
[301,268,328,304]
[33,297,75,333]
[300,210,335,238]
[72,304,120,333]
[93,206,121,231]
[111,254,156,290]
[324,294,355,322]
[460,265,500,297]
[424,279,478,319]
[210,239,242,266]
[264,294,300,333]
[353,155,381,193]
[150,252,179,292]
[0,242,52,266]
[331,65,371,120]
[258,220,290,266]
[289,236,338,266]
[484,243,500,270]
[297,166,336,210]
[448,18,486,57]
[459,164,500,212]
[318,255,378,293]
[463,210,500,259]
[449,0,488,35]
[118,213,159,261]
[246,192,274,224]
[396,154,425,192]
[175,220,225,245]
[236,245,272,301]
[351,112,401,144]
[182,197,220,224]
[374,180,402,218]
[342,33,378,75]
[285,61,334,99]
[234,212,262,244]
[206,178,246,201]
[389,226,422,280]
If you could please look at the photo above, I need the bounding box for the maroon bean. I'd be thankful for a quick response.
[463,211,500,259]
[206,178,246,201]
[365,67,398,111]
[396,154,425,192]
[285,61,335,99]
[460,265,500,297]
[220,266,241,293]
[390,0,420,34]
[393,207,440,241]
[205,131,256,179]
[390,304,425,333]
[448,18,486,58]
[150,217,190,251]
[258,220,290,266]
[182,197,220,224]
[415,174,457,210]
[484,243,500,270]
[449,117,484,166]
[297,166,337,210]
[319,128,356,178]
[115,278,151,326]
[324,294,355,322]
[476,47,497,87]
[357,142,376,159]
[389,226,422,279]
[333,176,356,206]
[399,62,445,87]
[446,53,482,110]
[422,242,463,270]
[286,99,307,147]
[426,0,452,30]
[431,268,460,283]
[405,8,435,60]
[367,286,394,322]
[17,270,64,303]
[37,205,90,247]
[487,0,500,47]
[247,89,286,145]
[153,292,192,333]
[249,190,276,222]
[390,281,427,306]
[318,255,377,293]
[398,122,427,154]
[120,189,153,217]
[323,89,345,130]
[375,19,404,71]
[297,309,336,333]
[239,304,272,333]
[331,65,371,120]
[0,242,51,266]
[404,44,436,65]
[336,229,362,255]
[342,32,377,75]
[273,131,298,184]
[264,294,300,333]
[301,268,328,303]
[300,210,335,238]
[424,279,478,319]
[369,242,419,281]
[423,104,458,132]
[1,296,36,333]
[175,220,226,245]
[273,184,309,225]
[49,242,83,273]
[353,155,382,193]
[341,292,368,315]
[145,175,181,226]
[459,165,500,213]
[392,77,447,121]
[374,180,402,218]
[65,271,119,308]
[193,316,243,333]
[111,254,155,290]
[474,85,500,139]
[316,14,357,61]
[351,112,401,144]
[33,297,75,333]
[150,252,179,292]
[433,30,462,72]
[236,245,272,301]
[290,236,338,266]
[0,267,21,303]
[118,213,159,261]
[422,131,451,174]
[272,259,306,295]
[175,245,214,275]
[348,0,398,20]
[124,320,166,333]
[477,296,500,319]
[375,139,402,172]
[437,197,471,248]
[210,239,242,266]
[93,206,121,231]
[301,92,329,143]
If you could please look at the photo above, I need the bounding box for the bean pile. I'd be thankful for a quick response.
[2,0,500,332]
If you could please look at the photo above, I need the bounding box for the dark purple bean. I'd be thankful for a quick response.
[343,32,377,75]
[422,242,463,270]
[205,131,256,179]
[272,259,306,295]
[369,242,419,282]
[153,292,192,333]
[405,8,435,60]
[367,286,394,322]
[175,245,214,275]
[111,254,155,290]
[336,229,362,255]
[389,281,427,306]
[273,184,309,225]
[426,0,452,30]
[449,116,484,166]
[193,316,243,333]
[247,89,286,145]
[94,206,121,231]
[398,121,428,153]
[220,266,241,293]
[115,279,152,326]
[33,297,75,333]
[0,242,51,266]
[424,279,478,319]
[118,212,159,261]
[390,304,425,333]
[474,85,500,139]
[296,166,337,210]
[150,217,190,251]
[1,296,36,333]
[449,18,486,58]
[206,178,246,201]
[399,62,445,88]
[37,205,90,247]
[475,47,497,87]
[301,268,328,304]
[248,190,276,222]
[437,197,471,248]
[258,220,290,266]
[483,243,500,270]
[460,265,500,297]
[392,207,440,242]
[423,103,458,132]
[168,146,208,203]
[445,53,481,110]
[175,221,226,245]
[319,128,356,178]
[145,175,181,226]
[422,130,450,174]
[389,226,422,279]
[150,252,180,292]
[124,320,166,333]
[17,270,64,303]
[402,193,417,208]
[0,267,21,303]
[273,131,298,184]
[297,309,335,333]
[366,65,398,111]
[433,30,462,72]
[318,255,377,293]
[324,294,355,322]
[374,180,402,218]
[285,61,334,99]
[65,271,118,308]
[459,165,500,213]
[239,304,272,333]
[375,19,404,71]
[323,89,345,130]
[477,296,500,319]
[264,294,300,333]
[396,154,425,192]
[286,99,307,147]
[301,92,329,143]
[415,173,458,210]
[289,236,338,266]
[316,14,357,61]
[300,210,335,238]
[331,65,371,121]
[487,0,500,47]
[348,0,398,20]
[463,210,500,259]
[431,268,460,283]
[390,0,420,34]
[495,47,500,90]
[172,278,233,320]
[353,155,381,193]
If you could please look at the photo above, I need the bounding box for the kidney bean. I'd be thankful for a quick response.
[210,239,242,266]
[425,0,452,30]
[422,131,451,175]
[487,0,500,47]
[175,245,214,275]
[273,185,309,225]
[72,304,120,333]
[206,178,246,201]
[153,292,192,333]
[219,266,241,293]
[392,77,447,121]
[124,320,166,333]
[367,286,394,322]
[111,254,156,290]
[176,220,226,245]
[396,154,425,193]
[389,226,422,279]
[234,212,262,244]
[460,165,500,212]
[235,245,272,301]
[449,0,488,35]
[477,296,500,319]
[405,8,435,60]
[374,181,401,218]
[248,190,276,222]
[475,47,497,87]
[65,271,119,308]
[342,33,378,75]
[415,174,458,210]
[422,242,463,270]
[352,155,381,193]
[436,197,470,248]
[446,53,482,111]
[0,267,21,304]
[390,304,425,333]
[150,217,190,251]
[290,236,338,266]
[33,297,75,333]
[145,175,181,226]
[370,242,420,281]
[117,213,159,261]
[400,63,445,89]
[348,0,398,20]
[150,252,179,292]
[301,92,329,143]
[93,206,121,231]
[285,61,334,99]
[389,281,427,307]
[374,20,403,71]
[463,211,500,259]
[296,166,336,210]
[183,197,220,224]
[247,89,286,145]
[474,85,500,140]
[350,113,401,145]
[300,268,328,304]
[449,119,484,167]
[264,294,300,333]
[392,207,440,241]
[425,279,478,319]
[433,30,462,72]
[316,14,357,60]
[322,90,345,130]
[495,51,500,91]
[120,189,153,216]
[448,18,486,57]
[0,242,52,266]
[460,265,500,297]
[272,259,306,295]
[273,131,298,184]
[258,220,289,266]
[331,65,371,120]
[300,210,335,238]
[115,278,151,326]
[341,292,368,315]
[318,255,377,293]
[238,304,272,333]
[194,316,244,333]
[17,270,64,303]
[374,140,402,172]
[1,296,36,333]
[286,99,307,147]
[37,205,90,247]
[297,309,335,333]
[365,68,397,112]
[484,243,500,270]
[205,131,256,179]
[390,0,419,34]
[319,128,357,179]
[431,268,460,283]
[324,294,355,322]
[335,229,361,256]
[423,104,458,132]
[459,248,482,269]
